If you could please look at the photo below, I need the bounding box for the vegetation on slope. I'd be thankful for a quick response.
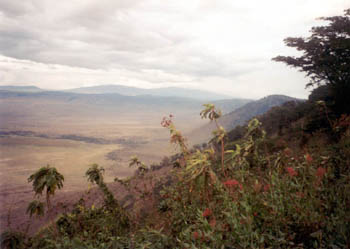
[190,95,300,144]
[2,101,349,248]
[1,8,350,249]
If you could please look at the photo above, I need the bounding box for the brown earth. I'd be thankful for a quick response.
[1,163,172,235]
[0,95,206,234]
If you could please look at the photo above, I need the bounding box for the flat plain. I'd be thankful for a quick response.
[0,92,206,231]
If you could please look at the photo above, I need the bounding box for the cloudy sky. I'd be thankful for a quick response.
[0,0,348,98]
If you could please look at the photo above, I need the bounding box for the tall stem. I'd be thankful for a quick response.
[46,192,51,211]
[221,139,226,177]
[214,119,225,176]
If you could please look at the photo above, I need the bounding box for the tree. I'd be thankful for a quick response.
[27,165,64,209]
[273,9,350,115]
[85,164,117,207]
[86,163,105,186]
[85,164,129,229]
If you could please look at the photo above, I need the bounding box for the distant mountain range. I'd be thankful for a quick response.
[0,85,253,115]
[0,87,251,133]
[69,84,253,113]
[0,85,43,92]
[65,84,234,101]
[0,89,249,114]
[0,84,243,102]
[0,86,302,140]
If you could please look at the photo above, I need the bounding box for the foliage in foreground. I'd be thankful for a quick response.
[1,9,350,249]
[2,106,350,248]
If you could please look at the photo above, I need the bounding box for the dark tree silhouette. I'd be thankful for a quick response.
[86,164,118,207]
[28,165,64,209]
[273,9,350,115]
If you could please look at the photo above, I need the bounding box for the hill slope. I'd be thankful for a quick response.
[212,98,253,114]
[190,95,301,143]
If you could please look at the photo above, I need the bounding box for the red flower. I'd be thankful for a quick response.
[263,184,270,192]
[209,218,216,228]
[223,179,239,187]
[316,167,326,179]
[223,179,243,191]
[160,116,172,128]
[193,231,199,240]
[305,153,313,163]
[286,167,298,177]
[202,208,212,218]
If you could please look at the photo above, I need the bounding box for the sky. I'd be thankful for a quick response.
[0,0,348,99]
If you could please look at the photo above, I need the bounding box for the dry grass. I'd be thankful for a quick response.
[0,95,207,233]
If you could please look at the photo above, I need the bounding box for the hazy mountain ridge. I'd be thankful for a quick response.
[0,85,253,115]
[190,95,302,143]
[212,98,252,114]
[0,89,297,141]
[220,95,302,130]
[0,88,252,119]
[65,84,234,100]
[0,85,43,92]
[0,90,202,110]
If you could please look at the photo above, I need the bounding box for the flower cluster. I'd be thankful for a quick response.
[223,179,243,190]
[316,167,326,179]
[202,208,212,218]
[161,115,173,128]
[305,153,313,163]
[286,167,298,177]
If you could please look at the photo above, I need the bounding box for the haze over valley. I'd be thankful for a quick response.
[0,85,261,227]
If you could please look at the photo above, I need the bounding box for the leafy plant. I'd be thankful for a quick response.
[129,156,149,176]
[86,164,117,208]
[0,231,26,249]
[161,114,188,158]
[26,200,45,218]
[201,103,227,176]
[27,165,64,209]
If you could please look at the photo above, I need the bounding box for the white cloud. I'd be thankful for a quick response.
[0,0,348,98]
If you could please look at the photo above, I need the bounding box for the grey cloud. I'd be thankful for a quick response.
[68,0,141,29]
[0,0,344,97]
[0,0,40,17]
[0,29,44,61]
[0,0,250,80]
